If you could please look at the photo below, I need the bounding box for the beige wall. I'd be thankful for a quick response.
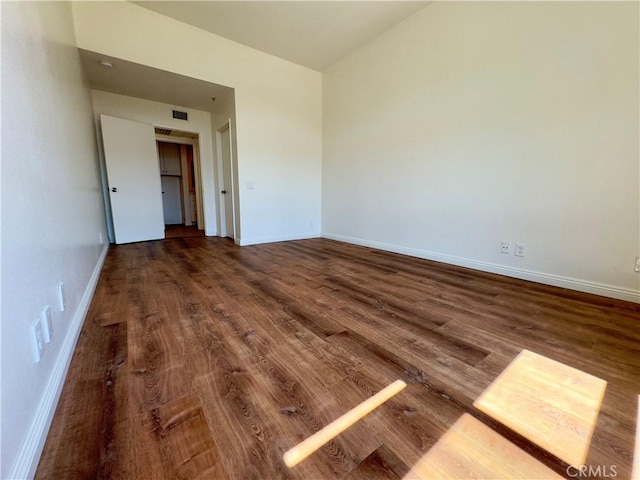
[72,1,322,245]
[1,3,108,477]
[322,2,639,300]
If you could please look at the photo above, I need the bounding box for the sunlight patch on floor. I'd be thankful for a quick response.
[632,395,640,480]
[404,349,611,478]
[473,349,607,468]
[402,413,562,479]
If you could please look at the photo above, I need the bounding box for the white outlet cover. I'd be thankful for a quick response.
[515,242,527,257]
[31,321,45,363]
[41,306,52,343]
[500,241,510,254]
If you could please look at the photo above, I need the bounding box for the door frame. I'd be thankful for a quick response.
[155,132,204,231]
[179,144,192,226]
[216,120,237,240]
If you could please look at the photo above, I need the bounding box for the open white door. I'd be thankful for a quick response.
[220,124,234,238]
[100,114,165,244]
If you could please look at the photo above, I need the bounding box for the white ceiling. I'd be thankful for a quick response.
[132,1,430,72]
[81,2,430,115]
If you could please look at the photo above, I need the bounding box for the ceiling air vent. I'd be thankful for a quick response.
[172,110,188,121]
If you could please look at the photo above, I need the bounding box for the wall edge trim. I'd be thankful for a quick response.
[10,244,110,480]
[237,233,321,246]
[322,232,640,304]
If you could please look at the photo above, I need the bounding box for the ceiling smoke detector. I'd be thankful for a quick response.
[99,60,114,69]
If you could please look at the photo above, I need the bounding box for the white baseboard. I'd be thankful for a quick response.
[322,233,640,304]
[9,244,109,480]
[237,232,320,247]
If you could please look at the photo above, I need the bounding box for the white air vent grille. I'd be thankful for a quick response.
[172,110,188,120]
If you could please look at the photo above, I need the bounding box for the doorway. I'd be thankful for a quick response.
[217,122,235,239]
[155,130,205,238]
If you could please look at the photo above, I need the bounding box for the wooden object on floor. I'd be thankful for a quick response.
[284,379,407,467]
[633,395,640,480]
[473,349,607,468]
[404,413,563,479]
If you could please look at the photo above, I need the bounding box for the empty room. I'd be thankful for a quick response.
[1,1,638,479]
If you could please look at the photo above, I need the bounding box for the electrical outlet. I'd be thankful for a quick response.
[500,241,510,254]
[57,281,66,312]
[31,320,45,363]
[515,242,527,257]
[635,256,640,272]
[41,306,52,343]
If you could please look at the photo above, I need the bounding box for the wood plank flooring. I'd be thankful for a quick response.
[165,225,205,238]
[36,237,640,479]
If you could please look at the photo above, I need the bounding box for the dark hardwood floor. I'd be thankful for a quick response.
[165,224,205,239]
[36,237,639,479]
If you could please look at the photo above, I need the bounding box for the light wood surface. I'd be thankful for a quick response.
[404,413,562,479]
[633,395,640,480]
[35,237,640,479]
[284,379,407,467]
[474,349,607,468]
